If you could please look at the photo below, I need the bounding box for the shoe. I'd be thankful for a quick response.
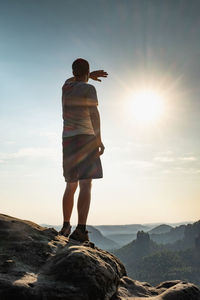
[59,224,71,237]
[69,228,89,242]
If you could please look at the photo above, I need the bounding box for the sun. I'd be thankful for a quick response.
[131,90,164,122]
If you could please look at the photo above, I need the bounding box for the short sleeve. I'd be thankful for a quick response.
[86,84,98,106]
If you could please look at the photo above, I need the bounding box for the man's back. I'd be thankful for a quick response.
[62,81,98,138]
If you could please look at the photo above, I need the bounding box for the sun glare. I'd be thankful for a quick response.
[131,90,164,122]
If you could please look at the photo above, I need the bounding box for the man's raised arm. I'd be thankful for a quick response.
[64,70,108,84]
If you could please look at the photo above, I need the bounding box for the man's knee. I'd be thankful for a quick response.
[79,179,92,190]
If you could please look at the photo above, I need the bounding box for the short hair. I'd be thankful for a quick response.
[72,58,89,77]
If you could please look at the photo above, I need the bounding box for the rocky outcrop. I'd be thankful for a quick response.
[116,278,200,299]
[0,214,200,300]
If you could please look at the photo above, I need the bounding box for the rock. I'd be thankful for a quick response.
[137,231,150,243]
[114,277,200,299]
[0,214,125,300]
[0,213,200,300]
[39,239,126,300]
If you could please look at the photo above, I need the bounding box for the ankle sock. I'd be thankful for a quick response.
[77,224,86,232]
[63,221,70,228]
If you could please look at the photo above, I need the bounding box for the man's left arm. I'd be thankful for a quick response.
[89,106,105,155]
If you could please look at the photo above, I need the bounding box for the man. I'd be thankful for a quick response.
[59,58,108,242]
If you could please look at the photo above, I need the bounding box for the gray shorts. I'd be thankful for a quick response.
[62,134,103,182]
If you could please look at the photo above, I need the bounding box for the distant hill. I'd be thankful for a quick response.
[87,225,119,250]
[112,221,200,286]
[149,224,185,244]
[106,233,137,247]
[148,224,173,234]
[167,220,200,251]
[113,231,161,265]
[95,224,152,236]
[168,221,193,226]
[136,248,200,286]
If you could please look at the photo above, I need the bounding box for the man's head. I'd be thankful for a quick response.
[72,58,90,82]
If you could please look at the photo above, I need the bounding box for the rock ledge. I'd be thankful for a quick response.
[0,214,200,300]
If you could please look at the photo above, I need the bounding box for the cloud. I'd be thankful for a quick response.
[39,131,58,139]
[0,147,60,163]
[108,146,130,153]
[4,141,16,145]
[161,167,200,175]
[153,153,199,176]
[179,156,197,161]
[154,157,175,162]
[154,155,198,163]
[125,160,154,168]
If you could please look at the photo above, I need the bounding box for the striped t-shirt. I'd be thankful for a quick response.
[62,80,98,138]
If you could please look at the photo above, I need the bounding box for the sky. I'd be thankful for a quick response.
[1,0,200,225]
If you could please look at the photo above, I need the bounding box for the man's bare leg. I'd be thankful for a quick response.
[68,179,92,241]
[77,179,92,225]
[63,181,78,222]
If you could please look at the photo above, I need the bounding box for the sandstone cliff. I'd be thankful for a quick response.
[0,214,200,300]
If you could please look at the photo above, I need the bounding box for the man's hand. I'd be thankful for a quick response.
[89,70,108,82]
[98,142,105,156]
